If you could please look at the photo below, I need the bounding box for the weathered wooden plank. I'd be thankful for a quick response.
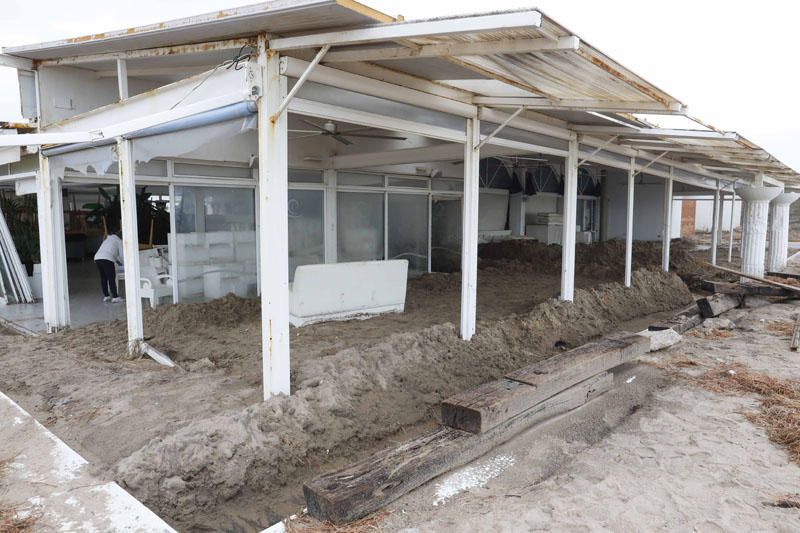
[791,317,800,351]
[701,280,793,297]
[705,262,800,294]
[696,293,740,318]
[440,332,647,433]
[304,372,612,524]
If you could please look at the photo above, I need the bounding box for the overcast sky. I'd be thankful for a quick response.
[1,0,797,170]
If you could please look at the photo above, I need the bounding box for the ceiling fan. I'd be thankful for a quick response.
[289,119,407,145]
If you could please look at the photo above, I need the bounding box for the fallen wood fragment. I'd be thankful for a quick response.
[696,294,740,318]
[648,304,703,335]
[792,318,800,351]
[441,332,648,433]
[704,262,800,294]
[304,372,612,524]
[142,342,177,368]
[701,280,794,297]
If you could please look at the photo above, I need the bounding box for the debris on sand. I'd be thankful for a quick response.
[0,458,40,533]
[114,270,692,525]
[766,494,800,509]
[285,510,390,532]
[694,363,800,463]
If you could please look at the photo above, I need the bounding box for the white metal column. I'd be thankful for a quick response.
[460,116,480,340]
[257,38,291,398]
[727,190,736,263]
[168,183,179,304]
[710,185,720,265]
[323,168,337,263]
[117,138,144,356]
[624,157,634,287]
[560,134,578,301]
[36,155,70,331]
[661,168,673,272]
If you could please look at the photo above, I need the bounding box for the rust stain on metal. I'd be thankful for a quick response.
[576,48,672,109]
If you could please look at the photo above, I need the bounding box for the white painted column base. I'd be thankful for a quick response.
[736,186,782,280]
[768,192,800,272]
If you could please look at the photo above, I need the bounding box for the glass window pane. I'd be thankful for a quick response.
[337,192,384,262]
[432,179,463,191]
[173,186,256,302]
[388,193,428,277]
[174,162,252,179]
[338,172,384,187]
[288,189,324,281]
[289,168,324,183]
[431,195,462,272]
[388,177,428,189]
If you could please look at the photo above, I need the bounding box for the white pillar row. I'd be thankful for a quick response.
[257,37,291,398]
[560,135,578,301]
[710,186,720,265]
[661,168,673,272]
[624,156,634,288]
[36,155,70,332]
[768,192,800,273]
[460,116,480,340]
[117,138,144,356]
[736,185,782,280]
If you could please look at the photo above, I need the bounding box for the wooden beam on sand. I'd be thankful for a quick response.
[441,332,648,434]
[304,372,612,524]
[701,280,795,298]
[767,271,800,281]
[705,262,800,294]
[696,294,741,318]
[792,317,800,351]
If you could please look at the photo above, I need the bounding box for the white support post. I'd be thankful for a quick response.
[460,116,480,340]
[624,156,634,287]
[116,59,129,100]
[662,168,674,272]
[257,36,291,398]
[560,135,578,300]
[323,169,337,264]
[728,190,736,263]
[168,183,179,304]
[36,156,70,331]
[768,192,800,272]
[737,185,782,280]
[117,138,144,356]
[710,185,720,265]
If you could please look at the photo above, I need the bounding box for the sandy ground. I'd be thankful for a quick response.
[381,301,800,532]
[0,239,703,531]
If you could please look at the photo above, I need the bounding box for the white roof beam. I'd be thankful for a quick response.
[36,38,253,67]
[95,66,214,78]
[322,36,579,63]
[0,54,34,71]
[270,11,542,51]
[0,132,100,147]
[574,125,740,140]
[472,97,684,114]
[282,57,476,118]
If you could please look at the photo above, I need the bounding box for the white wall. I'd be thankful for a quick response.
[39,66,161,126]
[604,170,666,241]
[691,196,742,232]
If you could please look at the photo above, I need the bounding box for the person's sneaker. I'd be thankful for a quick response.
[103,296,112,302]
[111,297,124,303]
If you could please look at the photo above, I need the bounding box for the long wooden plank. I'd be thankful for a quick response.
[696,293,740,318]
[767,271,800,281]
[304,372,612,524]
[701,280,794,297]
[440,332,648,433]
[705,262,800,294]
[791,317,800,351]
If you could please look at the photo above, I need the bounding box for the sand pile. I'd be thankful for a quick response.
[479,239,718,289]
[114,269,692,526]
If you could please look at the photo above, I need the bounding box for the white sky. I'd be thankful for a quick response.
[1,0,797,169]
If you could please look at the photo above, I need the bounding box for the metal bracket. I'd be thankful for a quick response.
[269,45,330,123]
[577,135,619,167]
[634,150,670,177]
[475,106,524,151]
